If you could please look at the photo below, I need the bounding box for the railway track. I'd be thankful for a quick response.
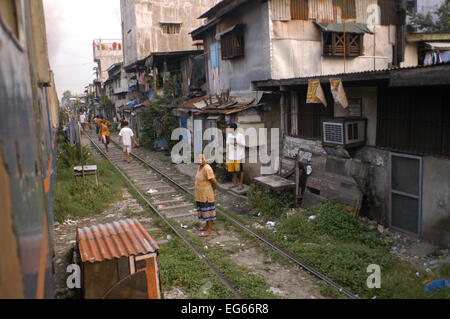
[87,131,358,300]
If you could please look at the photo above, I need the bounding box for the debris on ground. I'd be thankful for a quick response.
[265,221,276,229]
[424,278,450,293]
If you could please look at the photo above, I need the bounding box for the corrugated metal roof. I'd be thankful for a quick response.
[77,219,159,263]
[253,62,450,88]
[315,22,373,34]
[271,0,291,21]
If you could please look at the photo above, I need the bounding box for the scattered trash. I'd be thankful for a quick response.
[377,224,384,233]
[286,210,296,218]
[167,235,172,240]
[268,287,285,295]
[416,272,420,277]
[158,205,167,209]
[180,224,188,229]
[425,267,432,273]
[372,296,377,299]
[265,221,276,229]
[147,189,158,194]
[424,278,450,293]
[253,223,265,230]
[308,215,316,221]
[283,235,288,240]
[204,245,208,250]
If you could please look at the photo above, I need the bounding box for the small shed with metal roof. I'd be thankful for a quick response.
[76,219,162,299]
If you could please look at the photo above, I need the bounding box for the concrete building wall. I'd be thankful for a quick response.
[422,156,450,244]
[401,42,419,67]
[93,40,123,84]
[334,86,378,147]
[215,1,272,94]
[121,0,218,67]
[270,20,396,79]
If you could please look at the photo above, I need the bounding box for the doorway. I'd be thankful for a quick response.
[389,153,423,235]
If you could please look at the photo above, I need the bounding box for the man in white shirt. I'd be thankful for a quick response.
[119,121,140,163]
[226,123,246,190]
[79,112,86,132]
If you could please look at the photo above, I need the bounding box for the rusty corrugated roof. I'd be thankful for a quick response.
[77,219,160,263]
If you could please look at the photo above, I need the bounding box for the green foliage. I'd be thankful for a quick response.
[408,2,450,32]
[100,96,112,108]
[255,201,449,299]
[308,202,383,248]
[63,90,72,99]
[57,142,90,169]
[54,156,126,223]
[247,184,293,219]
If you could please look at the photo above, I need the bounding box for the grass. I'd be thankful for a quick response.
[248,201,449,299]
[158,237,236,299]
[247,184,293,220]
[150,213,277,299]
[54,143,127,222]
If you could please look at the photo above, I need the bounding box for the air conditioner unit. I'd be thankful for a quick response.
[322,117,367,148]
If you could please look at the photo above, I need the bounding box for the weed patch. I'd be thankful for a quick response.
[54,144,126,222]
[247,184,293,220]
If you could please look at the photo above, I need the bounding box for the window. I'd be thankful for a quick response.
[323,32,363,57]
[220,25,245,60]
[209,42,219,69]
[286,88,334,139]
[377,86,450,156]
[161,23,181,34]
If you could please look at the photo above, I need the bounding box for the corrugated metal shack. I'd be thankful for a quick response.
[76,219,162,299]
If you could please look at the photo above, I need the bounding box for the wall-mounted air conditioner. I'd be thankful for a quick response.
[321,117,367,148]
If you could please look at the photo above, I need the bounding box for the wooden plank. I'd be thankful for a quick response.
[254,175,296,191]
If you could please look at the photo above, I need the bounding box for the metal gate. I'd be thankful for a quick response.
[389,153,423,235]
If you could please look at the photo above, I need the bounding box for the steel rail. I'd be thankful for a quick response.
[86,133,243,299]
[112,138,359,299]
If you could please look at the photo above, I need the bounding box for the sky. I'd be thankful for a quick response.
[43,0,122,99]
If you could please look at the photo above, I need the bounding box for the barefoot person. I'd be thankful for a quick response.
[100,118,112,152]
[226,123,245,191]
[119,121,140,163]
[195,154,217,237]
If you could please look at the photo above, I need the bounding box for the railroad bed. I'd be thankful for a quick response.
[86,131,358,299]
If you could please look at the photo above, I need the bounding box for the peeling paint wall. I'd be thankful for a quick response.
[121,0,219,67]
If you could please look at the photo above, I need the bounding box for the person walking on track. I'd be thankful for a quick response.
[95,115,102,140]
[119,121,140,163]
[195,154,217,237]
[100,118,112,152]
[80,112,86,132]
